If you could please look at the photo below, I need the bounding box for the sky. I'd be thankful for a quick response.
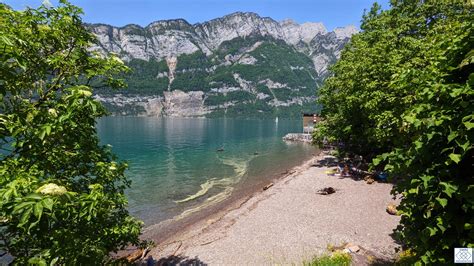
[4,0,390,31]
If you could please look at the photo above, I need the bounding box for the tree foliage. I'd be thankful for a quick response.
[314,0,473,263]
[0,1,144,264]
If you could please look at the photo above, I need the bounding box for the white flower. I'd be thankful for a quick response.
[48,108,57,117]
[108,161,118,171]
[36,183,67,195]
[77,89,92,97]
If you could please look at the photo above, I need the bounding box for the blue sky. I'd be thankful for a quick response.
[4,0,390,31]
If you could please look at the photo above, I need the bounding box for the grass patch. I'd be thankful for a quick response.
[304,251,351,266]
[395,249,417,265]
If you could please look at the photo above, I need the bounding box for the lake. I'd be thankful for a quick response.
[97,117,317,227]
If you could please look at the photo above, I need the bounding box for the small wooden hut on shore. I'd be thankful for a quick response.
[302,113,321,133]
[282,113,321,143]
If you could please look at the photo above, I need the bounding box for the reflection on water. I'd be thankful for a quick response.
[97,117,316,225]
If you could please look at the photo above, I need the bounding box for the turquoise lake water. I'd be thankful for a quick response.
[97,117,316,226]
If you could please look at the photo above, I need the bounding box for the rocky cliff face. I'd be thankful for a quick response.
[88,12,357,117]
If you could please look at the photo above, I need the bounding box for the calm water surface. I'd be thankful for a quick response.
[97,117,316,226]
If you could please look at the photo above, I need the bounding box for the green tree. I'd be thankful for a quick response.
[315,0,473,263]
[0,1,144,264]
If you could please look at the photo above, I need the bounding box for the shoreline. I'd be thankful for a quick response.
[142,150,401,264]
[141,146,319,249]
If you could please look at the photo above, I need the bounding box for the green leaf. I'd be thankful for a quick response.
[464,121,474,130]
[28,257,47,266]
[42,198,54,211]
[2,188,13,201]
[427,226,438,237]
[0,35,14,46]
[26,193,43,201]
[33,202,43,219]
[436,198,448,208]
[13,201,35,213]
[449,153,461,164]
[420,175,433,188]
[440,182,458,198]
[18,208,33,228]
[459,49,474,68]
[28,220,39,232]
[456,139,471,152]
[39,129,46,140]
[50,257,59,266]
[437,223,447,233]
[372,157,382,166]
[404,115,416,124]
[44,125,51,135]
[465,223,472,230]
[447,131,458,142]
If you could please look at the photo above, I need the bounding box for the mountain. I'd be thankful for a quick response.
[87,12,358,117]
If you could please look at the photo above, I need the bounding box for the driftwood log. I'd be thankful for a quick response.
[263,183,274,191]
[125,247,150,263]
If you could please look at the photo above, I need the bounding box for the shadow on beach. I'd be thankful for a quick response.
[311,152,398,185]
[310,154,339,168]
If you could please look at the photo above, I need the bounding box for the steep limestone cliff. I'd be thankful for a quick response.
[88,12,357,117]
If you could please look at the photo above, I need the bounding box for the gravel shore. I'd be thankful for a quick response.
[146,151,401,265]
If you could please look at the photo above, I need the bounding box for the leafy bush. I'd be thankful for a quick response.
[315,1,473,263]
[0,1,144,264]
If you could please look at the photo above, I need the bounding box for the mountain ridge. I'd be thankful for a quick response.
[87,11,357,71]
[86,11,356,33]
[88,12,358,117]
